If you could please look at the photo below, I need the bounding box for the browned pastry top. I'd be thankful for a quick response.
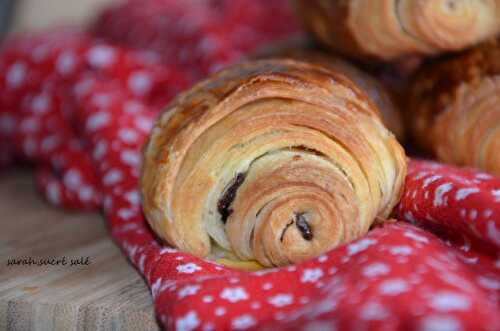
[254,47,405,139]
[146,59,378,167]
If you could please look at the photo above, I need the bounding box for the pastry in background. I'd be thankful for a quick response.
[407,38,500,176]
[294,0,500,61]
[255,45,405,140]
[141,59,407,267]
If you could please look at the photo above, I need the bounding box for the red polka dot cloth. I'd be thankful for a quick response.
[1,2,499,331]
[93,0,302,80]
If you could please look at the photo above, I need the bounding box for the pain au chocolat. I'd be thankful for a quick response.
[141,59,407,267]
[294,0,500,61]
[407,38,500,176]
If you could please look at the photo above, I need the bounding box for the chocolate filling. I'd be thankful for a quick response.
[280,212,313,242]
[292,145,325,157]
[217,173,246,223]
[295,213,313,241]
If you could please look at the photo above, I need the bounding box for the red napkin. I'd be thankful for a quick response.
[1,1,499,330]
[93,0,302,79]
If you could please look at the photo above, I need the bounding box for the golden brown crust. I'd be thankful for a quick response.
[408,39,500,176]
[141,59,407,267]
[255,47,405,140]
[294,0,500,61]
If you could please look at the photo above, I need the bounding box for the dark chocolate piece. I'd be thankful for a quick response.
[280,213,313,242]
[217,173,246,223]
[292,145,325,157]
[295,213,313,240]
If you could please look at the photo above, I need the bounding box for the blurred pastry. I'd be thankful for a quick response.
[408,38,500,176]
[294,0,500,60]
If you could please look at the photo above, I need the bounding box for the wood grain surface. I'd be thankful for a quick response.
[0,169,159,331]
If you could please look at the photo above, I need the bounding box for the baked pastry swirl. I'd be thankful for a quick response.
[294,0,500,60]
[141,59,407,267]
[408,39,500,176]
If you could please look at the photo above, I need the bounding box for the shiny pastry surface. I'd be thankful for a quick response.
[141,59,407,267]
[256,47,405,140]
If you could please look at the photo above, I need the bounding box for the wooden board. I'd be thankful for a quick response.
[11,0,119,33]
[0,169,159,331]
